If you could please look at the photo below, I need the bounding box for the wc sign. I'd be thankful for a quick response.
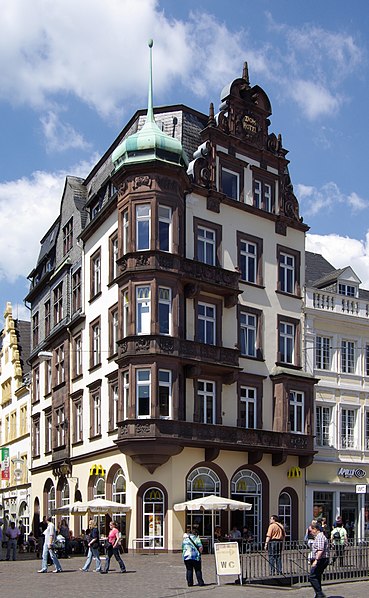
[214,542,241,585]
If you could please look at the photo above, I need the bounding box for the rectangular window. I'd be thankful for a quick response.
[221,167,239,200]
[122,209,129,255]
[136,369,151,417]
[198,301,216,345]
[109,231,118,282]
[158,287,172,335]
[316,406,331,447]
[75,399,83,443]
[366,345,369,376]
[90,319,101,368]
[341,340,355,373]
[123,371,129,420]
[44,300,50,337]
[123,289,129,337]
[279,252,295,294]
[136,204,151,250]
[315,336,331,370]
[158,205,172,251]
[63,217,73,255]
[338,283,356,297]
[55,406,66,447]
[253,177,276,213]
[365,411,369,450]
[254,179,262,209]
[240,386,257,429]
[289,390,304,433]
[72,268,82,312]
[32,417,40,457]
[53,283,63,324]
[91,249,101,298]
[20,405,27,436]
[240,312,257,358]
[279,321,295,364]
[72,334,82,378]
[240,240,256,283]
[109,305,119,355]
[90,390,101,437]
[159,370,172,418]
[33,366,40,402]
[55,344,65,385]
[136,286,151,335]
[341,408,356,448]
[32,312,39,347]
[45,359,52,395]
[109,381,119,430]
[197,226,216,265]
[198,380,216,424]
[45,412,52,453]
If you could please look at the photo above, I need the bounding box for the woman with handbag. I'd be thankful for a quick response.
[181,527,205,587]
[101,521,126,574]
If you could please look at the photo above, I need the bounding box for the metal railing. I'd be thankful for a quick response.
[240,540,369,586]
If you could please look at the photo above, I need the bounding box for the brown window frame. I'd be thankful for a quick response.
[108,376,119,432]
[109,230,119,283]
[90,248,102,300]
[218,153,245,202]
[277,314,301,368]
[89,317,101,370]
[62,217,73,255]
[237,374,263,428]
[194,295,222,346]
[72,267,82,312]
[193,217,222,266]
[44,300,50,337]
[53,282,63,325]
[32,365,40,404]
[238,305,263,360]
[54,343,65,386]
[276,245,301,297]
[108,304,119,357]
[72,333,83,379]
[32,312,39,347]
[237,231,263,286]
[251,167,277,213]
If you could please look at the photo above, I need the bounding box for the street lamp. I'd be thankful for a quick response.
[37,351,53,361]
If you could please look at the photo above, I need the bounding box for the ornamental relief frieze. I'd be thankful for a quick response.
[135,254,150,267]
[157,176,180,194]
[133,175,152,190]
[135,338,151,352]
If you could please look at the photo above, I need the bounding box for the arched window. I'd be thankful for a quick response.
[112,469,126,537]
[278,492,292,541]
[48,484,55,517]
[19,501,29,537]
[231,469,262,543]
[186,467,220,536]
[143,487,164,548]
[61,479,70,526]
[94,477,105,535]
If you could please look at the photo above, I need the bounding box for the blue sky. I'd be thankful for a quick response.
[1,0,369,322]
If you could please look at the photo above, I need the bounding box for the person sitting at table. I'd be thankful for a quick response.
[214,526,224,543]
[229,525,241,540]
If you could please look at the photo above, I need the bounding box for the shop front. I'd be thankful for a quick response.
[306,462,369,541]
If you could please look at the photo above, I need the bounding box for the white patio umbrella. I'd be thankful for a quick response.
[54,498,131,515]
[173,494,252,550]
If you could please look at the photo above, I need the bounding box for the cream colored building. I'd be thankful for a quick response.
[0,302,31,534]
[305,252,369,540]
[28,62,317,550]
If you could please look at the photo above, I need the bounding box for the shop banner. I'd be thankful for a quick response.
[1,447,10,480]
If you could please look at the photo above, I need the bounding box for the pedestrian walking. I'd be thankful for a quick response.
[38,516,63,573]
[6,521,20,561]
[330,521,348,567]
[80,519,101,572]
[182,526,205,587]
[101,521,126,574]
[264,515,285,575]
[308,521,330,598]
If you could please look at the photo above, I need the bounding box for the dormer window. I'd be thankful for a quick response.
[221,167,239,200]
[338,283,356,297]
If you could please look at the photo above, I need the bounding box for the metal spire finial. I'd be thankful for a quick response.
[147,39,154,123]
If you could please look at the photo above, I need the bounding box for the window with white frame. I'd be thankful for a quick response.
[75,399,83,443]
[240,386,257,429]
[136,286,151,334]
[197,226,216,265]
[143,487,164,548]
[92,321,101,367]
[55,344,65,385]
[158,205,172,251]
[240,240,256,283]
[365,411,369,450]
[158,370,172,418]
[45,412,52,452]
[279,321,295,364]
[341,340,355,373]
[47,485,55,516]
[279,252,295,294]
[74,335,82,378]
[158,287,172,335]
[341,408,356,448]
[198,302,216,345]
[240,312,257,358]
[365,345,369,376]
[110,307,119,354]
[33,418,40,456]
[122,209,129,255]
[221,167,239,200]
[253,179,262,209]
[112,382,119,429]
[53,283,63,324]
[91,251,101,297]
[136,369,151,417]
[315,336,331,370]
[91,391,101,437]
[123,371,129,420]
[136,204,151,250]
[289,391,304,433]
[123,289,129,337]
[33,366,40,402]
[55,406,65,446]
[264,183,273,213]
[198,380,216,424]
[110,233,118,281]
[253,179,275,213]
[338,283,356,297]
[315,405,332,447]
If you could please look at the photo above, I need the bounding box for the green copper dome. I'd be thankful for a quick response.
[112,41,188,170]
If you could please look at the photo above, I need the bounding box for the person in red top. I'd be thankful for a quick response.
[264,515,285,575]
[101,521,126,574]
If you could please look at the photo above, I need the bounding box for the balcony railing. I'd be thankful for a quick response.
[306,289,369,318]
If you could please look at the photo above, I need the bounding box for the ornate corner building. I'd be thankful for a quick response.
[27,60,317,549]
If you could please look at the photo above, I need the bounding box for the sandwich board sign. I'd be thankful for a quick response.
[214,542,242,585]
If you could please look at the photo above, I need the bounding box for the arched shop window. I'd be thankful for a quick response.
[112,469,127,538]
[18,501,29,537]
[143,487,164,548]
[186,467,220,536]
[278,492,292,541]
[48,484,56,518]
[94,477,105,535]
[231,469,262,543]
[61,479,70,526]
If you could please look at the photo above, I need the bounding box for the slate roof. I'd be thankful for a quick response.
[305,251,336,286]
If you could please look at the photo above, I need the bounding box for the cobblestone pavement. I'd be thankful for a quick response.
[0,553,367,598]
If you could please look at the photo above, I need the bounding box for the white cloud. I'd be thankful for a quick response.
[306,232,369,289]
[297,182,368,217]
[290,80,341,121]
[40,110,91,153]
[0,156,97,283]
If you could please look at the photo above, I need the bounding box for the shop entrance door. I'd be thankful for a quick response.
[340,492,357,540]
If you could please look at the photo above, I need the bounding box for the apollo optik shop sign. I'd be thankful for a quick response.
[0,448,10,480]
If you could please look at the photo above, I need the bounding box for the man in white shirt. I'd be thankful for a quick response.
[38,516,63,573]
